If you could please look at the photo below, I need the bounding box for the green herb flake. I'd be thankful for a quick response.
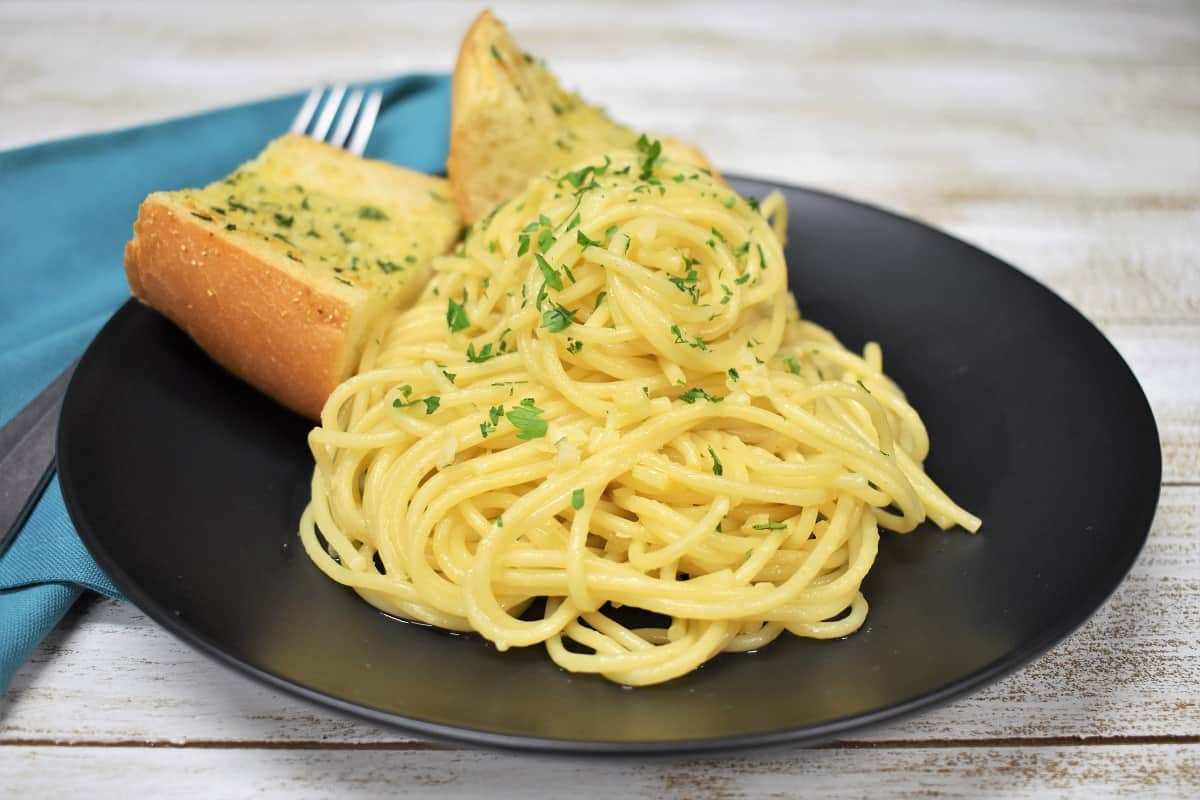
[536,254,564,291]
[757,243,767,269]
[708,446,724,476]
[422,396,441,415]
[507,398,548,440]
[670,324,708,350]
[466,342,493,363]
[677,387,723,404]
[490,44,502,61]
[571,488,585,510]
[728,368,740,381]
[577,230,602,249]
[753,522,788,531]
[224,223,237,231]
[446,295,470,332]
[357,206,387,221]
[273,212,294,228]
[565,212,581,233]
[785,355,802,375]
[735,272,752,285]
[732,241,750,258]
[635,134,663,181]
[377,260,402,274]
[722,196,737,208]
[604,225,619,242]
[442,370,457,384]
[710,227,727,243]
[593,291,607,310]
[542,302,576,333]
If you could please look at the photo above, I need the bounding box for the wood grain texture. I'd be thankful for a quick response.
[0,744,1197,799]
[2,0,1198,796]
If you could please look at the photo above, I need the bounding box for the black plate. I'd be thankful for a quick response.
[60,178,1160,754]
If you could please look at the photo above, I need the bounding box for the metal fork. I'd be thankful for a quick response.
[290,84,383,155]
[0,85,384,556]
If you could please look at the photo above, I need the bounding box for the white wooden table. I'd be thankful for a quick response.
[3,1,1197,795]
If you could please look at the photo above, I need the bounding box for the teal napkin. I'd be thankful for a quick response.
[0,73,452,693]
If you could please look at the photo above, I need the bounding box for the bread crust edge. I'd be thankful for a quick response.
[124,197,364,420]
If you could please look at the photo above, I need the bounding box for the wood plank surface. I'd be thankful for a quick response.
[1,744,1197,799]
[2,0,1197,796]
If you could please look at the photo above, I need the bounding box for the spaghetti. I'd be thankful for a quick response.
[300,144,980,686]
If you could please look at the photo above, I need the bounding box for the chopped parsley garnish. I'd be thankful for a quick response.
[571,488,585,510]
[442,370,457,384]
[536,254,563,290]
[273,212,294,228]
[721,284,733,304]
[753,522,788,531]
[577,230,602,249]
[565,212,581,232]
[422,396,441,415]
[377,260,402,274]
[542,302,576,333]
[593,290,607,310]
[566,338,583,354]
[466,342,493,363]
[722,196,737,208]
[391,384,421,409]
[189,212,213,222]
[746,195,760,211]
[507,398,548,440]
[708,446,724,476]
[728,368,740,381]
[490,44,502,61]
[226,197,253,213]
[758,243,767,269]
[858,379,872,394]
[224,223,237,231]
[537,227,556,251]
[562,156,609,188]
[357,206,387,221]
[732,241,750,258]
[735,272,752,285]
[678,387,723,404]
[670,324,708,350]
[446,294,470,332]
[635,134,663,181]
[668,268,701,304]
[710,227,726,243]
[784,355,802,375]
[604,224,619,242]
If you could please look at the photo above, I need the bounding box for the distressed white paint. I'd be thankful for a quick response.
[2,0,1198,796]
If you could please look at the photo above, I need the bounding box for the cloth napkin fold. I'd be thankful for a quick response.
[0,73,452,693]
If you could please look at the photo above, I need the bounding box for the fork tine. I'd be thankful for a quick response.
[289,87,323,135]
[346,90,382,156]
[311,84,347,142]
[329,89,365,150]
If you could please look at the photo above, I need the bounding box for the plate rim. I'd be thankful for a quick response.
[59,175,1162,755]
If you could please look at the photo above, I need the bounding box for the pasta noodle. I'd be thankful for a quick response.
[299,145,980,686]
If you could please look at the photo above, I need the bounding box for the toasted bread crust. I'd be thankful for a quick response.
[125,197,362,419]
[447,10,502,220]
[447,11,719,222]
